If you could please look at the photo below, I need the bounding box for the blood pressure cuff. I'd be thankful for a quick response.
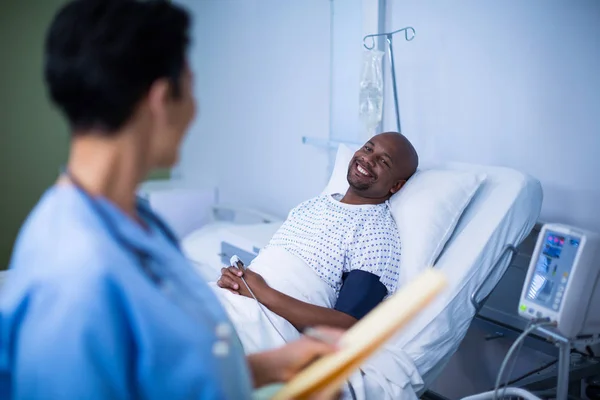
[334,270,388,320]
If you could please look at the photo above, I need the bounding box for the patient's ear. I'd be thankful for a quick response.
[390,180,406,195]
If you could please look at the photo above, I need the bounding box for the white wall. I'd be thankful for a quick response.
[383,0,600,232]
[176,0,331,218]
[330,0,383,143]
[330,0,362,142]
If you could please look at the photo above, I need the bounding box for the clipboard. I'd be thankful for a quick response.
[273,269,447,400]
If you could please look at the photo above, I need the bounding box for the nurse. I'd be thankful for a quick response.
[0,0,340,399]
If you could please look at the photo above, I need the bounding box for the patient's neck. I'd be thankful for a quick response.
[340,189,389,205]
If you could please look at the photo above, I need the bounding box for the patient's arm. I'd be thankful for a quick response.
[261,287,358,331]
[266,271,388,331]
[217,267,357,331]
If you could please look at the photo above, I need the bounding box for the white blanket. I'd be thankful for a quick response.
[210,247,337,354]
[210,247,423,399]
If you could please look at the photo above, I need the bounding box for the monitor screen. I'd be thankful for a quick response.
[525,230,581,311]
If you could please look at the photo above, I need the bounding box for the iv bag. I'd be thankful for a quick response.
[359,50,384,139]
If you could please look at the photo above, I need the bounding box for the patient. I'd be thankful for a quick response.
[214,132,418,352]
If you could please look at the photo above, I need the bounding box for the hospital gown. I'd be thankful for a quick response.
[211,193,402,355]
[268,193,402,296]
[0,186,252,399]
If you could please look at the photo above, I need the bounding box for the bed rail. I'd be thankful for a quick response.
[211,204,281,224]
[470,244,519,312]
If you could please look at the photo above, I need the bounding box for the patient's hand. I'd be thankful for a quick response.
[217,265,270,301]
[217,264,245,295]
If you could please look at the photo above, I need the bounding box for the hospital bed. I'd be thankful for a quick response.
[359,162,541,399]
[180,205,283,282]
[176,162,543,399]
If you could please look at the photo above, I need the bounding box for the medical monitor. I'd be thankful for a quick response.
[519,223,600,339]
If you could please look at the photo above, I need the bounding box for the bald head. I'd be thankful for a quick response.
[345,131,419,204]
[376,132,419,180]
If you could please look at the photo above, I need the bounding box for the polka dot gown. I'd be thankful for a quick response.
[267,194,401,295]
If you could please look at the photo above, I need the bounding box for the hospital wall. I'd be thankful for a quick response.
[175,0,332,219]
[0,0,69,270]
[0,1,170,270]
[383,0,600,232]
[176,0,380,218]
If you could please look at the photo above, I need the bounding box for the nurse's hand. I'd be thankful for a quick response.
[272,326,344,382]
[247,327,344,390]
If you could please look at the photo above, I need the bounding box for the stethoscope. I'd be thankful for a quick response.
[63,170,259,398]
[65,168,240,327]
[63,168,179,287]
[63,168,241,327]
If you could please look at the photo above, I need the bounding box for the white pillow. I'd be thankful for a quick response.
[322,144,485,284]
[322,144,355,195]
[389,169,486,285]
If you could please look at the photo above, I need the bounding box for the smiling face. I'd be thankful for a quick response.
[346,132,418,202]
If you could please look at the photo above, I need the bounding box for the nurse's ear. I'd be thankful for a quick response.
[147,78,172,124]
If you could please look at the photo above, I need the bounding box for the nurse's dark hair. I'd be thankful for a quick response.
[44,0,191,134]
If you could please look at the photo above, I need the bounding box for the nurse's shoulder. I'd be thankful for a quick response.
[9,185,131,279]
[2,185,139,322]
[0,186,143,398]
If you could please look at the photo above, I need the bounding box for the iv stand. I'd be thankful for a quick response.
[363,27,415,133]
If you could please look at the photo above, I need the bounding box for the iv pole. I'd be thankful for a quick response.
[302,26,416,149]
[362,27,415,133]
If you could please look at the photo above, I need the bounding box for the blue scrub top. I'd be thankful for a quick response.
[0,185,253,399]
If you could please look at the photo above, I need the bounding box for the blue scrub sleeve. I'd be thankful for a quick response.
[334,270,388,320]
[7,274,135,399]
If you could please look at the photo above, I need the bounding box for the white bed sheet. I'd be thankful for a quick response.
[181,221,282,282]
[353,162,543,399]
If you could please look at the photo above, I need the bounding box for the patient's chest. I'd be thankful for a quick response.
[267,194,399,292]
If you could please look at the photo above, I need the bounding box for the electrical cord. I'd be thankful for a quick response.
[185,255,290,342]
[231,256,358,400]
[504,358,558,386]
[226,256,289,344]
[493,320,556,400]
[509,348,600,387]
[238,273,290,344]
[188,255,358,399]
[501,324,527,397]
[487,339,599,390]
